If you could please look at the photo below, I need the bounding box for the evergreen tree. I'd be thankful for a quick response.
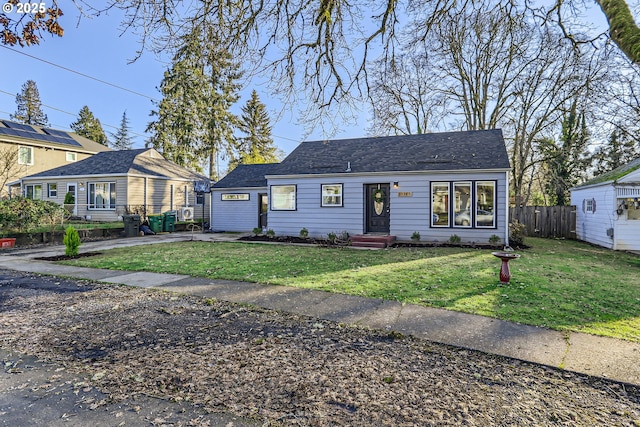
[70,106,108,145]
[111,111,135,150]
[11,80,49,126]
[540,101,592,206]
[147,24,241,180]
[593,130,639,175]
[229,90,281,170]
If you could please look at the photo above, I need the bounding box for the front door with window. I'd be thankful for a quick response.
[365,184,390,233]
[258,193,268,229]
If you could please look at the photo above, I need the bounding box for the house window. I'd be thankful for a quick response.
[66,152,77,162]
[18,146,33,165]
[25,184,42,199]
[48,183,57,198]
[475,181,495,228]
[453,182,472,227]
[431,180,497,229]
[431,182,450,227]
[196,193,205,205]
[89,182,116,209]
[271,185,296,210]
[321,184,343,207]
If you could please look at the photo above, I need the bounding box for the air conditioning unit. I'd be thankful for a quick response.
[180,207,194,221]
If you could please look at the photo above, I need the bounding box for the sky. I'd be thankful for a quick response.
[0,2,369,168]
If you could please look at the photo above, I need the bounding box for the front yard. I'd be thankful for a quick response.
[61,237,640,342]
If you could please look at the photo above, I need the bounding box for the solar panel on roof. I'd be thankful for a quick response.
[2,121,35,132]
[0,126,81,147]
[43,128,73,139]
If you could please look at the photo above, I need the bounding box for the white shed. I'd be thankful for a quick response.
[570,158,640,250]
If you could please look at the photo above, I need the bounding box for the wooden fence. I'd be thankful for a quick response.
[509,206,576,239]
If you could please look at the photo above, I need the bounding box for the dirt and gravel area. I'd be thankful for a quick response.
[1,269,639,426]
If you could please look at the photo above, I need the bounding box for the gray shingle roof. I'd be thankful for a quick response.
[212,130,509,189]
[23,148,208,181]
[274,129,509,175]
[213,163,280,189]
[572,157,640,189]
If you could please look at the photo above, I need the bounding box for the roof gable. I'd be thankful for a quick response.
[274,130,509,176]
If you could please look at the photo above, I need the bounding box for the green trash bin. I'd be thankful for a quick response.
[148,214,164,233]
[162,211,176,232]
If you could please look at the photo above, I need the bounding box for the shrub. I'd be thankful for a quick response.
[509,220,527,247]
[266,229,275,238]
[64,191,75,205]
[0,197,65,232]
[299,227,309,238]
[327,232,337,244]
[489,234,501,245]
[411,231,421,242]
[252,227,262,236]
[63,226,81,257]
[448,234,461,244]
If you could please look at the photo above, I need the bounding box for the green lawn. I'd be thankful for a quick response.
[61,237,640,342]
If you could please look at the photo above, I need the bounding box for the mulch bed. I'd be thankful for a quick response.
[34,252,103,262]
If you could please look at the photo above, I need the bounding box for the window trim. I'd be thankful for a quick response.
[88,182,116,210]
[18,146,34,165]
[431,181,451,227]
[270,184,297,211]
[48,183,57,198]
[25,184,42,200]
[474,181,496,228]
[453,181,473,229]
[321,183,344,207]
[66,152,77,162]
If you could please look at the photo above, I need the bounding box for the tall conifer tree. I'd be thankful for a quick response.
[11,80,48,126]
[70,106,108,145]
[111,111,135,150]
[229,90,281,170]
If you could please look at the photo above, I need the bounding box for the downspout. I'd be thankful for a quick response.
[144,177,148,216]
[505,171,510,247]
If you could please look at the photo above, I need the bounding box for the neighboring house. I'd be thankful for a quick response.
[20,148,211,223]
[0,119,111,197]
[212,130,511,243]
[570,157,640,250]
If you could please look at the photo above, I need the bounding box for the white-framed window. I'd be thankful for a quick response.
[88,182,116,209]
[66,152,77,162]
[25,184,42,199]
[431,180,497,229]
[475,181,496,228]
[271,185,296,210]
[48,183,57,198]
[431,182,450,227]
[586,198,594,213]
[18,146,34,165]
[321,184,343,207]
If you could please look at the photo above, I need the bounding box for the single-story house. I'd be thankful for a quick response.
[570,157,640,250]
[20,148,211,222]
[212,130,511,244]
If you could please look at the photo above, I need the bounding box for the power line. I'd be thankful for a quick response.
[0,45,160,103]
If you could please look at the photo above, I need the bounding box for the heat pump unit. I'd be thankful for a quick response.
[180,207,194,221]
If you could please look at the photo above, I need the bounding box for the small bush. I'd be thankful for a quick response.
[64,191,75,205]
[299,227,309,238]
[327,232,337,244]
[252,227,262,236]
[449,234,461,244]
[509,221,527,247]
[489,234,501,245]
[63,226,81,257]
[411,231,421,242]
[266,229,275,238]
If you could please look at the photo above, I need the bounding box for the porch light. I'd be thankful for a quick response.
[393,181,399,189]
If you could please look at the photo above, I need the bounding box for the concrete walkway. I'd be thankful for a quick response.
[1,232,638,387]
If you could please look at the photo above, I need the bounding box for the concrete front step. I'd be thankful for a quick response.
[350,235,396,248]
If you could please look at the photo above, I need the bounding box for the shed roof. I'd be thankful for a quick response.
[572,157,640,190]
[213,163,280,189]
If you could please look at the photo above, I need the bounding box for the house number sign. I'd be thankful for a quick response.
[222,193,250,201]
[398,192,413,197]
